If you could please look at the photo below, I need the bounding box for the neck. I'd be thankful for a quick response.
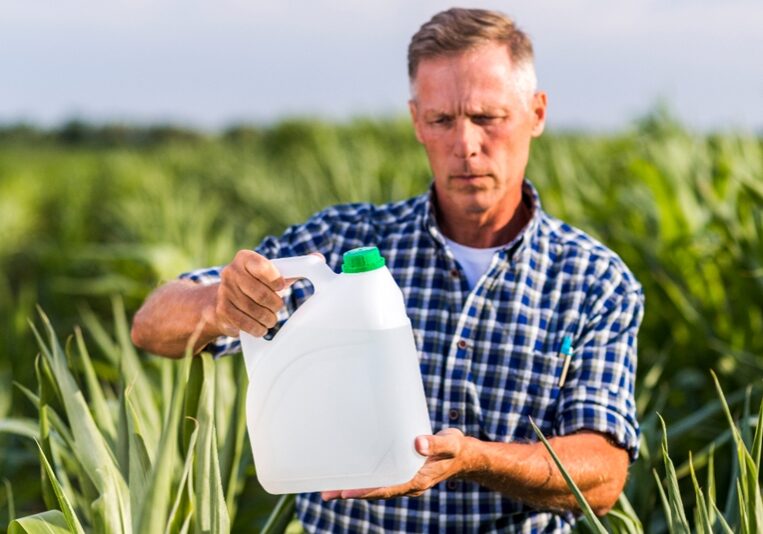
[436,191,531,249]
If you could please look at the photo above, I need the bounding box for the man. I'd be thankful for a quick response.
[132,8,643,532]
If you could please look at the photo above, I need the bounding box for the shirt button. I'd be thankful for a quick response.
[457,339,468,349]
[446,480,458,490]
[450,268,459,278]
[448,408,460,421]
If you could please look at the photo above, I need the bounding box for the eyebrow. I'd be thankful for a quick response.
[422,107,507,118]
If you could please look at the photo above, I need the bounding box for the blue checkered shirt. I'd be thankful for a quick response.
[180,181,643,533]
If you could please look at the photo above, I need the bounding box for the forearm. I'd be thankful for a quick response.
[461,432,628,515]
[131,280,222,358]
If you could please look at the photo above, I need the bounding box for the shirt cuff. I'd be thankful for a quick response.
[556,384,640,461]
[177,266,242,358]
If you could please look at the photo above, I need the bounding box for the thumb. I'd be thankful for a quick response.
[416,428,464,458]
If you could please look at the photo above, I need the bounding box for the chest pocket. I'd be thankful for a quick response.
[473,346,562,443]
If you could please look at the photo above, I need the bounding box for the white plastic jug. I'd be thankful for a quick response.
[240,247,433,495]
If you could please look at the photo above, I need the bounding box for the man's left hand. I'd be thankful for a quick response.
[321,428,471,501]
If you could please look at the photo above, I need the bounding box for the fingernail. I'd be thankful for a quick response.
[416,436,429,455]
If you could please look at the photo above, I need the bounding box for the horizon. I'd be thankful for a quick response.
[2,1,761,133]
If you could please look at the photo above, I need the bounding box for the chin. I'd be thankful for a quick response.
[455,195,492,215]
[463,203,491,215]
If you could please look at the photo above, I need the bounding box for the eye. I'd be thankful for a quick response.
[429,115,453,126]
[472,115,500,125]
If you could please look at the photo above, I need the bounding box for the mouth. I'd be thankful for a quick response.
[451,173,491,181]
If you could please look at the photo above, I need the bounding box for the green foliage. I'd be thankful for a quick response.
[0,115,761,531]
[2,305,247,532]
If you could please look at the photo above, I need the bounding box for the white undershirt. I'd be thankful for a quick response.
[443,237,503,290]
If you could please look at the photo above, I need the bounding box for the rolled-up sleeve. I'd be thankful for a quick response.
[177,265,238,358]
[556,280,644,461]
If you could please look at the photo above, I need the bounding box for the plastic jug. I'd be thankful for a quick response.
[240,247,433,495]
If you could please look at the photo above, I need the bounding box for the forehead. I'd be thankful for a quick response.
[412,43,522,109]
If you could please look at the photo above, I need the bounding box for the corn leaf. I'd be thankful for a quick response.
[653,468,673,532]
[35,311,132,532]
[737,479,748,533]
[0,418,38,440]
[723,436,741,527]
[603,510,642,534]
[603,493,643,534]
[657,415,691,533]
[8,510,71,534]
[742,386,753,449]
[35,441,85,534]
[78,305,119,366]
[74,326,117,447]
[125,386,152,522]
[4,478,16,523]
[706,443,717,527]
[741,447,763,533]
[689,452,713,534]
[135,354,190,532]
[711,500,735,534]
[528,418,607,533]
[112,297,161,455]
[167,418,199,534]
[193,354,230,533]
[711,370,743,447]
[751,396,763,471]
[261,494,297,534]
[36,357,57,513]
[221,358,249,519]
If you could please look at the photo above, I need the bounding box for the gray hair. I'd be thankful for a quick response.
[408,8,537,100]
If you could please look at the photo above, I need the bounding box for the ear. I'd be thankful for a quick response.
[530,91,548,137]
[408,100,424,144]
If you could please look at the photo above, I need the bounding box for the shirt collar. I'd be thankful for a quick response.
[421,179,543,259]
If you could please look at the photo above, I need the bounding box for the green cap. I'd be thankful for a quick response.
[341,246,386,273]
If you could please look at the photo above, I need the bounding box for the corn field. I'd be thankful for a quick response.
[0,112,761,532]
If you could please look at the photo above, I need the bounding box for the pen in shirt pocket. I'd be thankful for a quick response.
[557,335,573,388]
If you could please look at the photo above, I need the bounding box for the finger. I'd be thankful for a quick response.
[218,275,281,329]
[415,435,431,456]
[243,254,286,292]
[230,250,284,290]
[340,486,395,500]
[340,479,428,500]
[221,256,284,316]
[417,428,464,459]
[234,270,284,314]
[321,490,342,501]
[229,278,282,325]
[221,299,270,337]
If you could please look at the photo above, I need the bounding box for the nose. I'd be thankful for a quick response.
[452,119,480,159]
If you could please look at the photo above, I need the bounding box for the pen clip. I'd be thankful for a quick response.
[560,336,572,357]
[558,335,573,388]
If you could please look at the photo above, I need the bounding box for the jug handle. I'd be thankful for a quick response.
[240,254,336,378]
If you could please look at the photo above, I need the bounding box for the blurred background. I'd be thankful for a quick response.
[1,1,762,532]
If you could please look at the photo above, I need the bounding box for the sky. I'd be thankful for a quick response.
[1,0,761,132]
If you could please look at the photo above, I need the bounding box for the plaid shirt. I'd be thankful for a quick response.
[181,181,643,533]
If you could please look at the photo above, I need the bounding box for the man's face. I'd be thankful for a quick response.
[409,43,547,225]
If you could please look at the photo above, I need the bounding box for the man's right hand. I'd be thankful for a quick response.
[211,250,288,338]
[131,249,292,358]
